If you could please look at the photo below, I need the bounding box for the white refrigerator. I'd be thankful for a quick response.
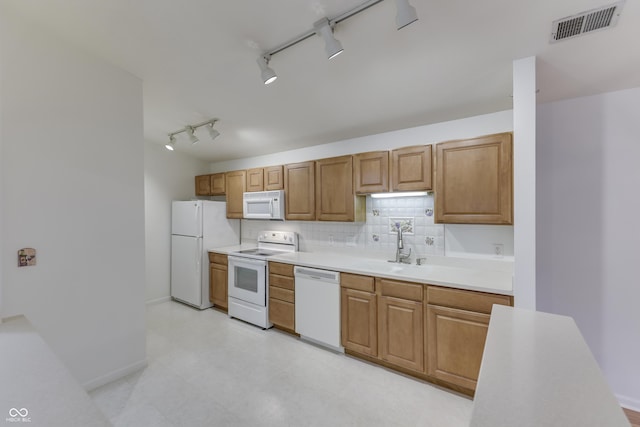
[171,200,240,309]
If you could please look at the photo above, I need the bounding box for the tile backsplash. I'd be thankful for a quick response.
[241,194,513,260]
[239,195,421,258]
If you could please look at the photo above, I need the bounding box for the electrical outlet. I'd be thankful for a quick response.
[329,235,335,246]
[493,243,504,258]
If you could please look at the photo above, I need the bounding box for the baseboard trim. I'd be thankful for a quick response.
[82,359,147,392]
[618,394,640,412]
[145,296,171,306]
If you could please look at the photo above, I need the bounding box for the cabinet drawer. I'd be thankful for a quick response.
[208,252,227,265]
[269,274,294,290]
[377,278,423,302]
[341,273,375,292]
[269,298,295,330]
[427,286,511,314]
[270,286,294,303]
[269,262,293,277]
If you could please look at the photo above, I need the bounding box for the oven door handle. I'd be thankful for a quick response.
[229,256,266,267]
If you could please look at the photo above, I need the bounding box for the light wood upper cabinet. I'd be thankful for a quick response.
[284,161,315,221]
[391,145,432,192]
[225,170,246,219]
[264,165,284,190]
[354,151,389,194]
[210,173,226,195]
[435,132,513,224]
[316,155,365,222]
[246,168,264,192]
[195,175,211,196]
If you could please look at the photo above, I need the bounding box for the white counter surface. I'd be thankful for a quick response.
[0,316,110,427]
[471,306,629,427]
[210,246,512,295]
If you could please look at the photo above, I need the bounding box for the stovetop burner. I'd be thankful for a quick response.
[236,248,287,257]
[230,231,298,260]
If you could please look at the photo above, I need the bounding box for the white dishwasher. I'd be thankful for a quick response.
[294,266,343,352]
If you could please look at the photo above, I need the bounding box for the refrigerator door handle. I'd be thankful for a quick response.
[195,240,200,273]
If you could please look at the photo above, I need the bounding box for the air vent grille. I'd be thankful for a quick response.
[551,1,625,43]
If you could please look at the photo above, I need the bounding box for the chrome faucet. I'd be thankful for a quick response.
[390,224,411,264]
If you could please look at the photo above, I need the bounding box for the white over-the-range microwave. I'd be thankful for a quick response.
[242,190,285,220]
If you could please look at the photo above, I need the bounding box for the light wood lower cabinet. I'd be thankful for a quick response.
[341,288,377,357]
[426,304,489,390]
[340,274,512,395]
[379,296,424,373]
[269,262,295,332]
[208,253,228,309]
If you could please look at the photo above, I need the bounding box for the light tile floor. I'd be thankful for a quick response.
[90,301,472,426]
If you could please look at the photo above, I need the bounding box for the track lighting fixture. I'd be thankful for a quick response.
[165,134,176,151]
[165,119,219,151]
[186,126,199,144]
[257,55,277,85]
[255,0,418,85]
[395,0,418,30]
[314,18,344,59]
[207,122,220,140]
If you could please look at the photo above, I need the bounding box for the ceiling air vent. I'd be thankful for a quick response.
[550,1,625,43]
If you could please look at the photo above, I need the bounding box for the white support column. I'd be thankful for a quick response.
[513,56,537,310]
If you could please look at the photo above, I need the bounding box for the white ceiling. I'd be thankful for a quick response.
[6,0,640,162]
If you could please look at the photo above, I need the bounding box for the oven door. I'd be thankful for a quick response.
[227,256,267,307]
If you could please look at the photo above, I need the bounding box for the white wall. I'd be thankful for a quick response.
[210,111,513,172]
[537,86,640,410]
[513,57,537,309]
[144,141,210,303]
[0,9,146,389]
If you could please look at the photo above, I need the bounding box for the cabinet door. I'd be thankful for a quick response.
[269,298,295,330]
[209,263,228,309]
[225,170,246,219]
[284,161,315,221]
[426,304,489,391]
[246,168,264,192]
[210,173,226,196]
[435,132,512,224]
[264,166,284,191]
[195,175,211,196]
[391,146,432,191]
[354,151,389,194]
[379,296,424,372]
[341,288,377,357]
[316,155,356,221]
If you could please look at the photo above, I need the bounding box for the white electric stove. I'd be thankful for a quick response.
[227,231,298,329]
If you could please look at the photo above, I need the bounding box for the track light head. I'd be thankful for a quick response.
[396,0,418,30]
[207,122,220,140]
[165,134,176,151]
[186,126,199,144]
[314,18,343,59]
[257,56,277,85]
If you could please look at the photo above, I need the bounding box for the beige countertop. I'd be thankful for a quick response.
[0,316,111,427]
[210,245,513,296]
[470,306,629,427]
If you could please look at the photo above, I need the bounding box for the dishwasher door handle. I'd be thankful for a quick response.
[294,267,339,283]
